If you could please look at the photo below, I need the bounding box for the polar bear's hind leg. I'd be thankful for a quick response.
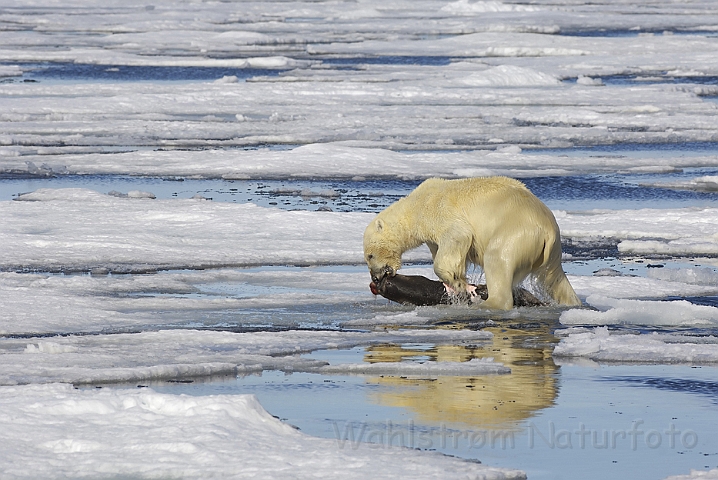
[480,253,518,310]
[538,263,582,306]
[533,233,582,307]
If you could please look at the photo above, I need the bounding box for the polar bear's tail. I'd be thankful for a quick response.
[535,231,582,307]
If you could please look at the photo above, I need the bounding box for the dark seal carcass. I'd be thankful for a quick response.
[370,273,545,307]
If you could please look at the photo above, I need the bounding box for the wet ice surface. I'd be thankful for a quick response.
[4,1,718,479]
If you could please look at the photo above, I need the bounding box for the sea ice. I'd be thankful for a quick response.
[460,65,560,86]
[554,327,718,363]
[568,273,718,300]
[641,176,718,193]
[647,266,718,286]
[664,470,718,480]
[560,295,718,326]
[0,328,497,385]
[0,383,525,479]
[2,1,718,477]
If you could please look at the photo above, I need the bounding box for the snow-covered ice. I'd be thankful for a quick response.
[2,0,718,176]
[664,470,718,480]
[568,272,718,300]
[641,176,718,193]
[554,327,718,363]
[0,328,498,385]
[560,295,718,326]
[0,383,525,479]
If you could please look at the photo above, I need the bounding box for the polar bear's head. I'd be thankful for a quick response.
[363,217,402,284]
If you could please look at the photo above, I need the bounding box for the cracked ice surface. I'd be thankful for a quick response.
[1,1,718,174]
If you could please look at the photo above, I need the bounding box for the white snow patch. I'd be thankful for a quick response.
[576,75,604,86]
[559,207,718,257]
[0,65,22,78]
[127,190,156,199]
[24,342,79,354]
[3,144,718,180]
[2,188,382,271]
[647,267,718,286]
[343,310,433,326]
[462,65,560,87]
[0,384,525,479]
[213,75,239,84]
[441,0,540,14]
[641,176,718,193]
[560,295,718,326]
[664,470,718,480]
[568,273,718,300]
[554,327,718,364]
[0,329,497,385]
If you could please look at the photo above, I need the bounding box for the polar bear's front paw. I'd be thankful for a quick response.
[443,283,458,296]
[443,283,477,303]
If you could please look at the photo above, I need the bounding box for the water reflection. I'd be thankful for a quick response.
[363,323,560,431]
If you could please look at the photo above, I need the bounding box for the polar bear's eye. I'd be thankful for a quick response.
[367,254,374,260]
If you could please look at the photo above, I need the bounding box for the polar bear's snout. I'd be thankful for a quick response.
[370,264,395,284]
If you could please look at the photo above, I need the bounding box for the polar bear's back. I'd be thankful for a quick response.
[411,176,534,211]
[416,176,528,197]
[408,176,557,238]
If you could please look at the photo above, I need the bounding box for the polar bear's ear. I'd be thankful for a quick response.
[375,219,384,233]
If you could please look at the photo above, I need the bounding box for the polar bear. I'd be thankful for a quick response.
[363,176,581,310]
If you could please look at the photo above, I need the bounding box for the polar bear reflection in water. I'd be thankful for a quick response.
[363,177,581,310]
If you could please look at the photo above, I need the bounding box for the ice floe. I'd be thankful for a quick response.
[568,273,718,300]
[560,295,718,326]
[0,383,525,479]
[0,328,497,385]
[558,207,718,257]
[1,188,377,272]
[553,327,718,364]
[647,266,718,285]
[441,0,540,14]
[641,175,718,193]
[664,470,718,480]
[461,65,560,87]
